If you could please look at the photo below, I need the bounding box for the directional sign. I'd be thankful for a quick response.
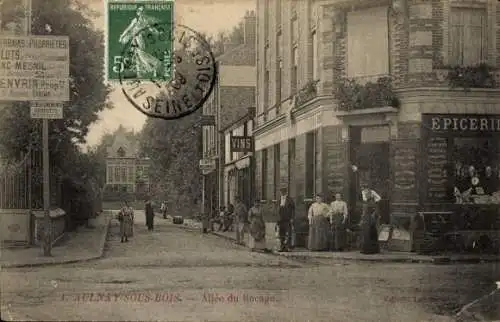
[0,35,70,102]
[30,102,63,119]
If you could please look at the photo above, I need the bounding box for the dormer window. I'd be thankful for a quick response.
[117,147,126,157]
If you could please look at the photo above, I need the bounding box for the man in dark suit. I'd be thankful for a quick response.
[277,187,295,252]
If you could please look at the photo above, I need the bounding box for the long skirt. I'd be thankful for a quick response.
[308,216,330,251]
[332,222,346,251]
[248,235,267,250]
[120,216,133,238]
[360,208,380,254]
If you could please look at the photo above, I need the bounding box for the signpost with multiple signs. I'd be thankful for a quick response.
[0,0,70,257]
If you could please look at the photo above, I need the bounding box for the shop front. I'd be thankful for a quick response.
[224,155,254,209]
[388,113,500,252]
[415,114,500,252]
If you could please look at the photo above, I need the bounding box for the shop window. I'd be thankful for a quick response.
[274,143,280,199]
[311,31,317,81]
[449,8,487,66]
[452,137,500,204]
[291,47,298,94]
[276,32,283,109]
[288,138,296,194]
[305,131,317,198]
[261,148,268,200]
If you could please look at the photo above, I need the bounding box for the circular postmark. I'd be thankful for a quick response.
[118,22,217,120]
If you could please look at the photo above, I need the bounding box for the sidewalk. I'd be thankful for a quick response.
[179,219,500,264]
[455,288,500,321]
[0,212,113,268]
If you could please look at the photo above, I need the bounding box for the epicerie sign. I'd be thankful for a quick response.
[0,35,70,102]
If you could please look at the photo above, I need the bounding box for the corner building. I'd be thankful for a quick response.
[254,0,500,250]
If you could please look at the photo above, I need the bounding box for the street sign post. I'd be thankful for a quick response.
[30,102,63,119]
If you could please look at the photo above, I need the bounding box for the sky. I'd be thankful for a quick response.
[84,0,255,147]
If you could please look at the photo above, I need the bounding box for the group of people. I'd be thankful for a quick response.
[117,199,156,243]
[306,183,381,254]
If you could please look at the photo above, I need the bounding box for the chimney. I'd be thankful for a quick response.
[243,10,256,47]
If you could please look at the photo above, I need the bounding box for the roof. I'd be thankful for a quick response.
[217,44,255,66]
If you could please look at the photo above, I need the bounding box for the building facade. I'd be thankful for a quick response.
[255,0,500,250]
[201,11,257,216]
[105,126,151,198]
[222,110,256,209]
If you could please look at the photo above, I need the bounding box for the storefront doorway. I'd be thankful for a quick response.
[349,126,391,224]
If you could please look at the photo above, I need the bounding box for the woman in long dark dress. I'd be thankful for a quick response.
[360,184,381,254]
[145,199,154,231]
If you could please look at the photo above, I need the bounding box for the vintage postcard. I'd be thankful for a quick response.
[1,0,500,321]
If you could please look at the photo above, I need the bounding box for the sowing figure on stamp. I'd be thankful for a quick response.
[118,6,163,79]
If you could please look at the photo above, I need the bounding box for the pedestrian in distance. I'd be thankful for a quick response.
[329,192,348,251]
[145,198,155,231]
[234,196,248,245]
[161,201,167,219]
[223,203,235,232]
[118,200,134,243]
[277,187,295,252]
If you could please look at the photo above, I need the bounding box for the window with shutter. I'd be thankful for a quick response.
[449,8,487,66]
[347,7,389,80]
[291,47,298,94]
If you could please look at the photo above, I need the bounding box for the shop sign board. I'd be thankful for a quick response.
[0,35,70,102]
[30,102,63,119]
[199,159,216,173]
[230,136,253,153]
[423,114,500,133]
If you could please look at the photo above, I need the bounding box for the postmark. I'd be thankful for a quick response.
[106,0,174,82]
[118,23,217,120]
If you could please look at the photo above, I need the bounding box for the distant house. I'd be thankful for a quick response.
[104,126,150,197]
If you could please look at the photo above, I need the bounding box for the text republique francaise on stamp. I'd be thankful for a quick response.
[105,0,216,120]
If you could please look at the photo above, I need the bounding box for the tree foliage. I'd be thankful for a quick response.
[0,0,111,174]
[202,22,244,57]
[139,110,202,216]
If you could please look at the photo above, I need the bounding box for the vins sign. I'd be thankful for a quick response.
[230,136,253,153]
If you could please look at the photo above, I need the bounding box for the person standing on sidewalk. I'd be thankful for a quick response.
[329,193,348,251]
[278,187,295,252]
[234,196,248,245]
[360,183,381,254]
[145,198,155,231]
[118,200,134,243]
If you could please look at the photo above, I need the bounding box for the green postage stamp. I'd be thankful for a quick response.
[105,0,174,82]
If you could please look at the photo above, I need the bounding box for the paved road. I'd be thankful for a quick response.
[1,211,499,321]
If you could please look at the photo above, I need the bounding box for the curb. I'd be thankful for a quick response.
[1,216,112,268]
[207,230,500,265]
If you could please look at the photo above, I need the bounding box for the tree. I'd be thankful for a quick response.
[0,0,111,220]
[139,110,202,217]
[0,0,111,167]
